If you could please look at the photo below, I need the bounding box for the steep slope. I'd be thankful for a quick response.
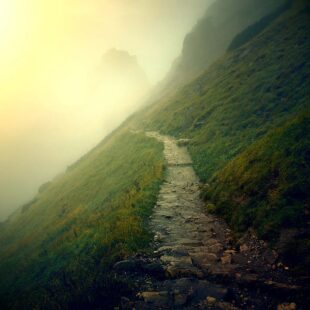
[228,0,293,51]
[0,0,309,309]
[206,113,310,274]
[207,113,309,239]
[156,0,288,97]
[0,130,164,309]
[139,0,309,180]
[131,0,310,270]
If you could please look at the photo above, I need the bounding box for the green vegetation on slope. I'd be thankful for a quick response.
[0,1,309,308]
[228,0,293,51]
[205,113,309,240]
[139,1,309,183]
[0,130,164,309]
[206,113,310,275]
[131,0,310,271]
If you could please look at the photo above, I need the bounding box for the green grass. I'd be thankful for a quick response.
[137,1,310,184]
[206,113,309,240]
[128,0,310,274]
[228,0,293,51]
[0,130,164,309]
[0,1,309,308]
[205,113,310,275]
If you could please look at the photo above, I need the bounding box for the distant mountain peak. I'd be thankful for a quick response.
[101,49,138,69]
[97,48,149,88]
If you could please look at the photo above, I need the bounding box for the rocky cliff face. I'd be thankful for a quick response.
[154,0,288,98]
[94,48,150,113]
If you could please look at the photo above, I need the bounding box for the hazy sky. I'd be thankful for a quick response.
[0,0,212,220]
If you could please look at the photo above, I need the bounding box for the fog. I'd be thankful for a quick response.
[0,1,212,221]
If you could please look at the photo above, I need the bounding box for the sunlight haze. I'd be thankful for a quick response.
[0,0,211,220]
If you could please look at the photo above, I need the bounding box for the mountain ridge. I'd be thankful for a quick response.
[0,0,309,308]
[129,0,309,279]
[154,0,288,99]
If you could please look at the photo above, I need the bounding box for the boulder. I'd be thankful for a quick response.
[206,296,217,305]
[221,254,232,265]
[240,244,249,253]
[139,291,170,305]
[277,303,297,310]
[165,265,204,279]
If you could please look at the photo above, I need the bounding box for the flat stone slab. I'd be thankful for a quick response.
[160,255,193,265]
[139,291,170,305]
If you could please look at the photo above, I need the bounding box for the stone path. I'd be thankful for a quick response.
[147,132,237,281]
[116,132,301,309]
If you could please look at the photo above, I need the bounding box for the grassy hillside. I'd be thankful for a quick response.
[205,113,309,239]
[0,0,309,308]
[205,113,310,274]
[228,0,292,51]
[131,0,310,267]
[139,0,309,182]
[0,130,164,309]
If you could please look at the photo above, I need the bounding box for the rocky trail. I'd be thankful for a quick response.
[114,132,304,309]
